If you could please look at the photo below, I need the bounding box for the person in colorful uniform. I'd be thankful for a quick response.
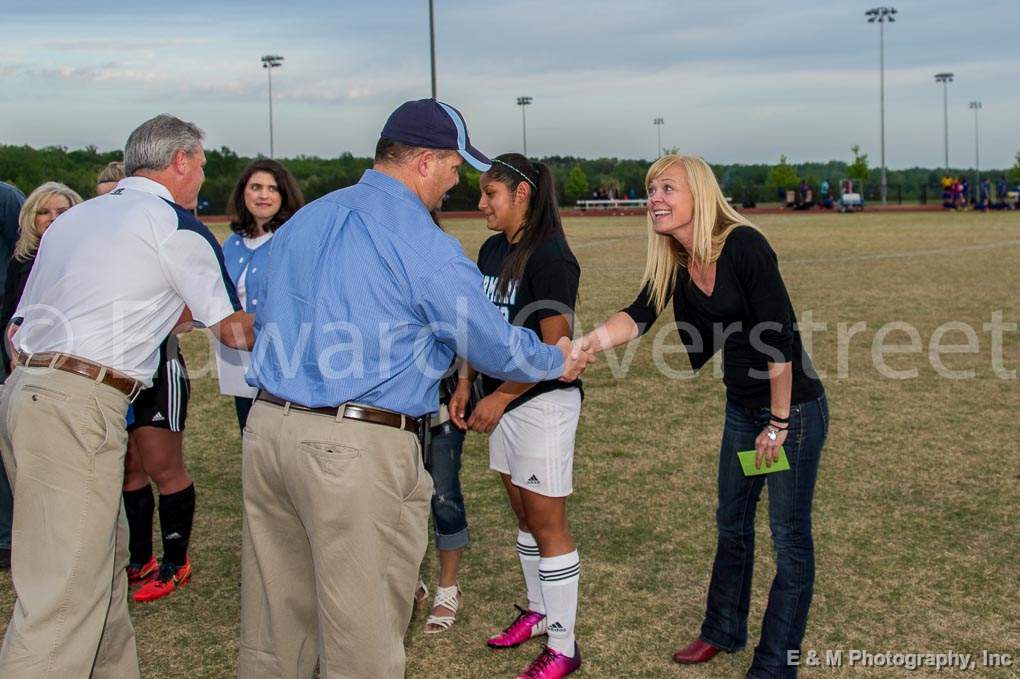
[121,332,196,603]
[452,153,584,679]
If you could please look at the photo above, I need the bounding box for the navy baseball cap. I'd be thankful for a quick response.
[380,99,491,172]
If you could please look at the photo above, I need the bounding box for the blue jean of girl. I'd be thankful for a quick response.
[699,395,828,679]
[425,426,469,551]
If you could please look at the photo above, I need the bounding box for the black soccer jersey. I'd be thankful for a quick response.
[475,230,582,411]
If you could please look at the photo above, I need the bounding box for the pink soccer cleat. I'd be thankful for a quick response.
[487,604,547,649]
[517,643,582,678]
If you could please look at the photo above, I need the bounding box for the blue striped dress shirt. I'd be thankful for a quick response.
[246,169,565,416]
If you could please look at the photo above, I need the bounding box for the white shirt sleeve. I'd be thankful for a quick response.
[157,230,238,327]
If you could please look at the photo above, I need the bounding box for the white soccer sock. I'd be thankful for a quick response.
[516,530,545,614]
[539,550,580,657]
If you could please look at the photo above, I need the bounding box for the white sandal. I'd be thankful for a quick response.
[423,584,461,634]
[414,579,429,606]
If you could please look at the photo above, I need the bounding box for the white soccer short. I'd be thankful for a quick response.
[488,387,581,497]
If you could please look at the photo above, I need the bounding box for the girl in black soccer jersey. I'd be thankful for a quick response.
[450,153,583,679]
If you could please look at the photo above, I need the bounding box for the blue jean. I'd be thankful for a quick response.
[425,426,469,551]
[700,395,828,679]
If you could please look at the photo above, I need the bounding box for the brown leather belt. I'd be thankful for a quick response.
[16,352,144,399]
[256,392,423,437]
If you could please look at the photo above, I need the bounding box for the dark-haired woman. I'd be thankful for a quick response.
[451,154,583,679]
[222,160,304,429]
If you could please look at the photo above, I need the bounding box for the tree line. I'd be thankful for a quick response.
[2,143,1018,213]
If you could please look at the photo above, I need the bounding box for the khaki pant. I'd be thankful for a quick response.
[239,400,432,679]
[0,367,139,679]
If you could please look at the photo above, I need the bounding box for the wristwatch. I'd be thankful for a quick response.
[766,426,780,441]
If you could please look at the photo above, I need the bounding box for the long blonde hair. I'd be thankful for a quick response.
[640,155,762,313]
[15,182,83,262]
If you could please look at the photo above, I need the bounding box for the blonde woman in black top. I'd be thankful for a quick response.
[0,182,81,571]
[582,155,827,679]
[1,182,83,369]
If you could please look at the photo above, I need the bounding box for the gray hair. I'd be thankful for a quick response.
[124,114,204,176]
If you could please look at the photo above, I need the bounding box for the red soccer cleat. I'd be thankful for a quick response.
[126,555,158,584]
[133,557,191,603]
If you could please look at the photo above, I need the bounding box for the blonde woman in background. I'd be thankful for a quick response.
[0,181,81,573]
[2,182,83,368]
[582,155,827,679]
[96,161,125,196]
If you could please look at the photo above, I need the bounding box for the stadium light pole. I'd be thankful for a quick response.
[866,6,896,205]
[970,100,981,203]
[934,72,953,174]
[653,117,664,159]
[261,54,284,158]
[428,0,437,98]
[517,96,533,157]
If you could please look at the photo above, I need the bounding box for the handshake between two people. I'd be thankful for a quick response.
[448,334,600,433]
[555,335,597,382]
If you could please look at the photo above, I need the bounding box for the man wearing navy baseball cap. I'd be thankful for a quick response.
[380,98,492,172]
[238,100,595,678]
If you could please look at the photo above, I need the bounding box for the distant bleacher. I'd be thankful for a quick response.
[575,197,733,210]
[575,199,647,210]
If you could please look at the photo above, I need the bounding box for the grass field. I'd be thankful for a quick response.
[2,211,1018,678]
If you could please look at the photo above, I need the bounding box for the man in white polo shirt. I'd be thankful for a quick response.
[0,114,253,679]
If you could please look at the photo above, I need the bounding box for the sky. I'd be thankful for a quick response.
[2,0,1018,168]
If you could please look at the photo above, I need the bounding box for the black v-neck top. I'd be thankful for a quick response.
[622,226,823,408]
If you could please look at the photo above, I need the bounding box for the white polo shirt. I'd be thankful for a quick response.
[13,177,240,385]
